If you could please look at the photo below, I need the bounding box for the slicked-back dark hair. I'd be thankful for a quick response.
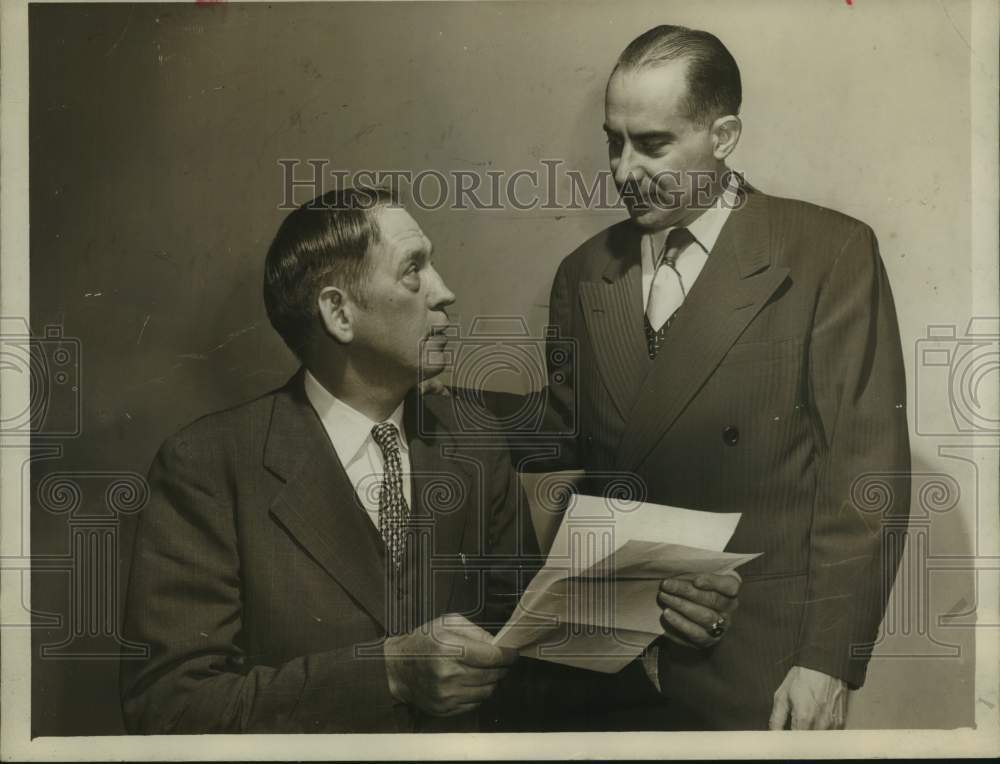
[615,25,741,126]
[263,186,398,359]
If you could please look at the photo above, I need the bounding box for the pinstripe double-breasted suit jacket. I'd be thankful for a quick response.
[540,186,912,729]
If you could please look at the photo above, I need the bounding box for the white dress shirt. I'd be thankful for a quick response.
[303,370,411,529]
[640,178,740,311]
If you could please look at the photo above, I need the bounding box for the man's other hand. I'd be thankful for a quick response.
[384,614,517,717]
[417,377,450,396]
[657,571,740,648]
[768,665,847,730]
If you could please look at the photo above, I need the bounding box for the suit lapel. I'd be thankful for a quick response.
[266,372,389,629]
[403,393,470,616]
[617,192,791,471]
[579,223,651,421]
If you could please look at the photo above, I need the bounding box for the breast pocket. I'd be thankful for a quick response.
[718,337,803,367]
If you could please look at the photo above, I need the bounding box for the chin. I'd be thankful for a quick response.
[628,207,672,231]
[418,336,450,379]
[416,348,449,380]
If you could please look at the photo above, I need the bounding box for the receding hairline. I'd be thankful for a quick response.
[605,53,739,127]
[610,51,693,77]
[604,57,700,122]
[606,55,694,93]
[608,25,742,126]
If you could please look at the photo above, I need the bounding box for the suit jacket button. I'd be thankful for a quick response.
[723,425,739,446]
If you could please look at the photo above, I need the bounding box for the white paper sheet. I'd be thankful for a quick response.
[493,494,761,673]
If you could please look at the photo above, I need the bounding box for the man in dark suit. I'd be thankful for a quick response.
[121,186,741,733]
[538,25,911,730]
[120,187,535,733]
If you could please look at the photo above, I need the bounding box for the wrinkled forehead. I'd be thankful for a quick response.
[372,205,431,260]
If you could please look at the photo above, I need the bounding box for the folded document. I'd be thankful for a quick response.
[492,494,760,673]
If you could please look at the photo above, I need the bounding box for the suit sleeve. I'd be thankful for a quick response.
[800,223,911,687]
[505,260,584,472]
[547,260,584,463]
[120,435,404,734]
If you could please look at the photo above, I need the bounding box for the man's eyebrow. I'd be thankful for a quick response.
[602,125,676,142]
[630,130,677,142]
[401,245,430,267]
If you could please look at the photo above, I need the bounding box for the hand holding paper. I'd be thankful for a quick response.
[658,571,741,648]
[493,494,760,673]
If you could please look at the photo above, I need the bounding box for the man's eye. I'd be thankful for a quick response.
[402,264,421,288]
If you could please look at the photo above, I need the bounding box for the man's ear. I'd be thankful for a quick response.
[317,286,354,344]
[710,115,742,161]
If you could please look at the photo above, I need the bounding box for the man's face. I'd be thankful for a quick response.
[604,61,720,230]
[350,206,455,380]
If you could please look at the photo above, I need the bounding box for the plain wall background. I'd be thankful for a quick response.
[28,0,982,735]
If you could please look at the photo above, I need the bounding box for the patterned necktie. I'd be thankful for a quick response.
[370,422,410,569]
[644,227,693,359]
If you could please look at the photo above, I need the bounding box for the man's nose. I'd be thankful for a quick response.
[613,143,643,188]
[428,266,456,312]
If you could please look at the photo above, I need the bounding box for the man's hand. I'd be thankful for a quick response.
[384,614,516,717]
[768,665,847,730]
[657,571,740,648]
[417,377,450,396]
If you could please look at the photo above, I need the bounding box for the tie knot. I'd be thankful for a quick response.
[660,227,693,267]
[371,422,400,456]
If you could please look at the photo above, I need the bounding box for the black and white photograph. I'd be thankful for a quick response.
[1,0,997,759]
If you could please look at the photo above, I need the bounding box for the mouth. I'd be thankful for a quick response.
[619,188,655,215]
[421,326,453,371]
[626,195,683,221]
[625,200,656,220]
[423,324,453,347]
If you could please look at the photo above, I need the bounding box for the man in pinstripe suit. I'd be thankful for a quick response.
[536,25,911,730]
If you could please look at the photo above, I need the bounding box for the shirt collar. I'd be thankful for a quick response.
[303,369,408,468]
[643,174,740,265]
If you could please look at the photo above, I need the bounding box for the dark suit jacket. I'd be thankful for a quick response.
[120,371,538,733]
[540,187,911,729]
